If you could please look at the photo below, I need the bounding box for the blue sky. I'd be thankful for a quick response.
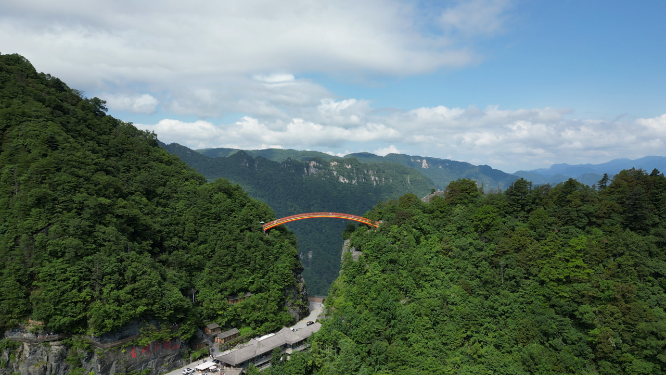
[2,0,665,172]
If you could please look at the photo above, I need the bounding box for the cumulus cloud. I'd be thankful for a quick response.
[635,114,666,134]
[0,0,489,79]
[315,98,372,126]
[102,93,159,114]
[0,0,512,118]
[374,145,401,156]
[136,116,401,150]
[6,0,655,171]
[138,105,666,171]
[382,107,666,170]
[325,150,351,157]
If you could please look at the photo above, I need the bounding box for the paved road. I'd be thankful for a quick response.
[163,357,213,375]
[162,301,324,375]
[291,302,323,330]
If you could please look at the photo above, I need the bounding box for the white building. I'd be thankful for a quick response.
[217,323,321,370]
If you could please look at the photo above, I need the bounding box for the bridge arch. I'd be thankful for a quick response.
[262,212,379,231]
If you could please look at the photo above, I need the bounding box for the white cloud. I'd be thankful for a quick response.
[315,98,371,126]
[0,0,512,118]
[0,0,491,79]
[102,93,159,114]
[440,0,511,36]
[5,0,656,171]
[325,150,350,158]
[374,145,400,156]
[253,74,295,83]
[136,116,401,150]
[636,114,666,134]
[138,106,666,171]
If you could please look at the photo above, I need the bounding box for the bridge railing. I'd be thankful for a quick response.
[263,212,379,231]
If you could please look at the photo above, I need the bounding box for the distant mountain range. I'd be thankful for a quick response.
[197,147,337,163]
[514,156,666,187]
[197,147,519,191]
[198,147,666,190]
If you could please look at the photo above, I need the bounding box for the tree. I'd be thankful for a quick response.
[270,346,283,368]
[444,178,482,205]
[597,173,610,190]
[505,178,532,217]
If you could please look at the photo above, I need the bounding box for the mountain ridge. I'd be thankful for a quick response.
[196,147,520,191]
[520,156,666,178]
[197,147,666,190]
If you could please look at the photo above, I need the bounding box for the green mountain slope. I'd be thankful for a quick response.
[344,152,518,191]
[161,143,435,295]
[524,156,666,178]
[0,54,306,337]
[198,148,520,192]
[270,172,666,375]
[513,170,606,188]
[198,147,335,162]
[515,156,666,188]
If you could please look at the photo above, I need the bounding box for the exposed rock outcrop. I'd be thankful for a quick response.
[1,336,186,375]
[341,239,363,262]
[421,190,445,203]
[284,272,310,322]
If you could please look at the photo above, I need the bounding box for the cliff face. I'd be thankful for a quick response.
[1,338,186,375]
[1,275,310,375]
[340,239,363,262]
[284,273,310,322]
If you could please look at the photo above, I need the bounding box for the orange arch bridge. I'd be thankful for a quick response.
[263,212,379,231]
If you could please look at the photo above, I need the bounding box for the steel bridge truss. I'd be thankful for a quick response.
[262,212,379,232]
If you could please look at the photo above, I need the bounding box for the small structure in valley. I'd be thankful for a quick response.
[195,362,216,372]
[215,328,240,344]
[217,323,321,370]
[204,323,221,335]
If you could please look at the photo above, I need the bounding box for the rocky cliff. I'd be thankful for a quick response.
[284,273,310,322]
[1,336,186,375]
[340,239,363,263]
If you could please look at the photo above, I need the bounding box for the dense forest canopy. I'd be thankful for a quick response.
[0,53,306,337]
[268,172,666,375]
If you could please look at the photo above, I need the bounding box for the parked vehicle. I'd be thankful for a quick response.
[182,368,194,374]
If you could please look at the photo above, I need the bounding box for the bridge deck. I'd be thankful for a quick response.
[263,212,379,231]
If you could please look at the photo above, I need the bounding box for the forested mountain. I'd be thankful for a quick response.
[514,156,666,188]
[269,172,666,375]
[344,152,518,191]
[198,147,519,192]
[513,170,604,188]
[526,156,666,178]
[0,54,306,339]
[199,147,666,192]
[161,142,435,295]
[197,147,335,163]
